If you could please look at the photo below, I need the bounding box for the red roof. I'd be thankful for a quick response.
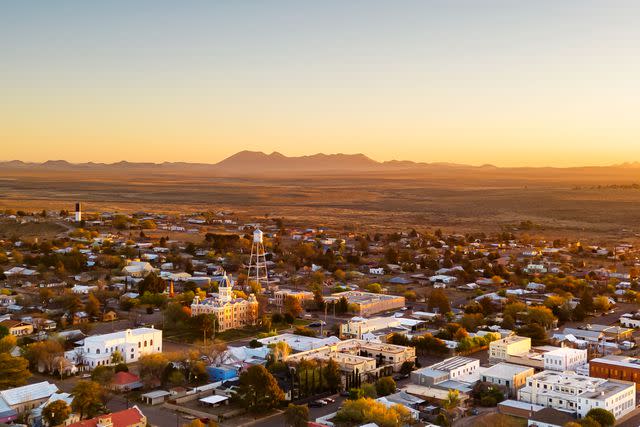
[112,371,141,386]
[67,407,145,427]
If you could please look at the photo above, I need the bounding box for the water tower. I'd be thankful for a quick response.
[247,228,269,289]
[75,202,82,222]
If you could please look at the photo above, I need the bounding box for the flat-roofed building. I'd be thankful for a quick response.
[285,338,415,374]
[325,291,405,316]
[480,362,534,397]
[273,289,314,307]
[543,347,587,372]
[489,336,531,362]
[517,371,636,419]
[590,355,640,387]
[411,356,480,387]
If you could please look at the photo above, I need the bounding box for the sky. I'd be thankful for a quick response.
[1,1,640,167]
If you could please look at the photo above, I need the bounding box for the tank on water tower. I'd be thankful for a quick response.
[75,202,82,222]
[247,228,269,291]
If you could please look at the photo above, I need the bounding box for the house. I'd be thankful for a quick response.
[0,319,33,336]
[122,261,154,278]
[111,372,143,391]
[71,285,98,294]
[480,363,534,397]
[32,318,57,331]
[66,406,146,427]
[102,310,118,322]
[69,311,90,325]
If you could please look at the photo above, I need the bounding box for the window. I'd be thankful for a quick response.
[96,349,100,354]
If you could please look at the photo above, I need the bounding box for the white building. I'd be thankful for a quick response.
[480,362,534,397]
[517,371,636,419]
[66,327,162,369]
[543,347,587,372]
[411,356,480,386]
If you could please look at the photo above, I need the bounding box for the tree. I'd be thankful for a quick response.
[85,293,101,318]
[23,339,64,373]
[0,353,31,389]
[427,288,451,314]
[516,323,547,345]
[233,365,285,413]
[593,296,611,313]
[43,399,72,426]
[400,361,414,376]
[362,383,377,398]
[91,365,115,385]
[284,295,303,318]
[527,306,555,329]
[334,398,413,427]
[284,404,309,427]
[139,353,169,388]
[0,325,8,339]
[138,273,167,294]
[324,358,341,393]
[375,376,396,397]
[585,408,615,427]
[0,334,17,353]
[71,380,104,419]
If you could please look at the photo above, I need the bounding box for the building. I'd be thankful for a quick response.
[273,289,314,307]
[110,372,143,391]
[480,363,534,397]
[190,274,258,332]
[527,407,575,427]
[75,202,82,222]
[0,320,33,336]
[325,291,405,316]
[340,316,420,340]
[590,355,640,387]
[285,338,416,379]
[517,371,636,419]
[0,381,59,419]
[489,336,531,362]
[66,327,162,369]
[121,260,154,278]
[411,356,480,387]
[543,348,587,372]
[67,406,146,427]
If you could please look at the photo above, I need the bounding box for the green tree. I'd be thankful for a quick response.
[0,325,8,339]
[585,408,615,427]
[138,272,167,294]
[375,376,396,397]
[362,383,377,398]
[284,403,309,427]
[43,399,72,426]
[0,353,31,389]
[324,358,341,393]
[71,380,104,419]
[233,365,285,413]
[90,365,114,386]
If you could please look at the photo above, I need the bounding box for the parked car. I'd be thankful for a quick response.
[325,397,336,403]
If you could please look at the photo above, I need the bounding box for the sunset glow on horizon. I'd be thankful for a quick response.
[2,1,640,167]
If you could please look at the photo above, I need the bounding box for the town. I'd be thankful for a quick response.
[0,205,637,427]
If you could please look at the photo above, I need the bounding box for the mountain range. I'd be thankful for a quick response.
[0,151,638,176]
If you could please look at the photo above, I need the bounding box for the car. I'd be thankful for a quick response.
[340,390,350,397]
[81,373,91,379]
[471,408,479,416]
[325,397,336,403]
[309,400,327,407]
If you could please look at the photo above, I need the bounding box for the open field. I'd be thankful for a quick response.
[2,167,640,241]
